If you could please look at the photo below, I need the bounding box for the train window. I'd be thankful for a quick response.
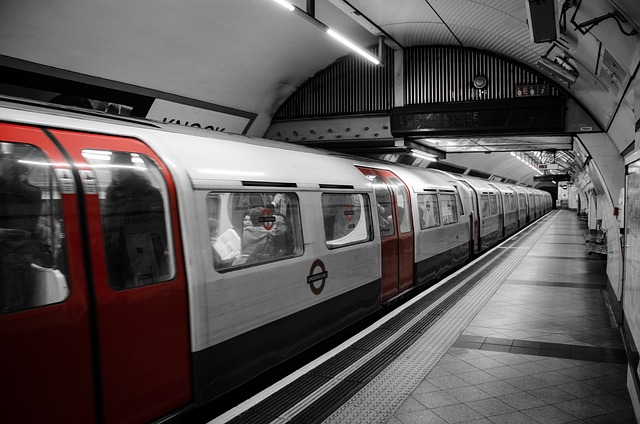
[368,175,394,237]
[489,194,498,215]
[322,193,372,248]
[207,192,303,270]
[439,194,458,225]
[1,142,69,314]
[388,178,411,234]
[480,194,490,217]
[417,194,440,229]
[455,191,464,216]
[83,150,175,290]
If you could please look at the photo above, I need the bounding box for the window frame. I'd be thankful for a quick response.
[417,193,440,230]
[321,192,374,250]
[84,149,176,290]
[0,142,70,314]
[439,193,459,225]
[206,190,305,271]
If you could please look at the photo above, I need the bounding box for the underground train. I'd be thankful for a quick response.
[0,97,551,424]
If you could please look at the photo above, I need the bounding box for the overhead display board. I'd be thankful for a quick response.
[533,173,571,182]
[390,97,566,137]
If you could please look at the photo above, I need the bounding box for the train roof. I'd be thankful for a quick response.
[0,97,372,191]
[388,164,460,193]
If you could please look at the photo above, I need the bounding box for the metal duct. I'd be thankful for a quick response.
[404,46,561,104]
[273,45,394,120]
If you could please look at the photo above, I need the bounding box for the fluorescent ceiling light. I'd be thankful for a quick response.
[270,1,380,66]
[272,0,294,12]
[411,150,438,162]
[326,29,380,65]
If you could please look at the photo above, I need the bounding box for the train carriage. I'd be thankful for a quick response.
[511,184,530,227]
[452,176,502,252]
[488,181,519,239]
[0,99,382,423]
[0,97,552,424]
[389,165,470,286]
[151,133,382,400]
[523,187,539,221]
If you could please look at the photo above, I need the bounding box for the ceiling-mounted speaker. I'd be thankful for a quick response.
[525,0,558,43]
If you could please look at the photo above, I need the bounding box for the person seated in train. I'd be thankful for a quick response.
[238,209,293,264]
[0,156,52,313]
[242,213,252,229]
[252,213,291,261]
[102,152,168,289]
[271,213,292,257]
[210,217,242,269]
[236,207,271,265]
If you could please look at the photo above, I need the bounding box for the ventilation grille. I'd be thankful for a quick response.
[405,46,562,104]
[273,45,394,120]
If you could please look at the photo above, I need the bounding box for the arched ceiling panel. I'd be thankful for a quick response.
[0,0,377,122]
[380,23,458,47]
[1,0,639,185]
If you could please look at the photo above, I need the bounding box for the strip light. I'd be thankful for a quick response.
[511,152,543,174]
[326,29,380,65]
[269,0,380,66]
[272,0,294,12]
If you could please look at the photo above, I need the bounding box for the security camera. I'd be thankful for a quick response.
[536,56,579,85]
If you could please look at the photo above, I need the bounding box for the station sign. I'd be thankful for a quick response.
[538,163,559,171]
[516,84,550,97]
[146,99,254,134]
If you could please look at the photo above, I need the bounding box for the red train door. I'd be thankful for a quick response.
[358,167,414,301]
[49,129,192,424]
[0,123,95,423]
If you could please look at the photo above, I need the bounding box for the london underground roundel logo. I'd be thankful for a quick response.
[259,208,275,230]
[307,259,328,295]
[344,204,354,222]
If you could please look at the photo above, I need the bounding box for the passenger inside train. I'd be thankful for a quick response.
[0,144,66,314]
[208,192,303,270]
[239,206,274,263]
[100,151,170,289]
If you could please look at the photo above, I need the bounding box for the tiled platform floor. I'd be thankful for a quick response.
[389,210,634,424]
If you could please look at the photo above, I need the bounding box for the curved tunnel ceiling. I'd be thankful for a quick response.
[0,0,638,186]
